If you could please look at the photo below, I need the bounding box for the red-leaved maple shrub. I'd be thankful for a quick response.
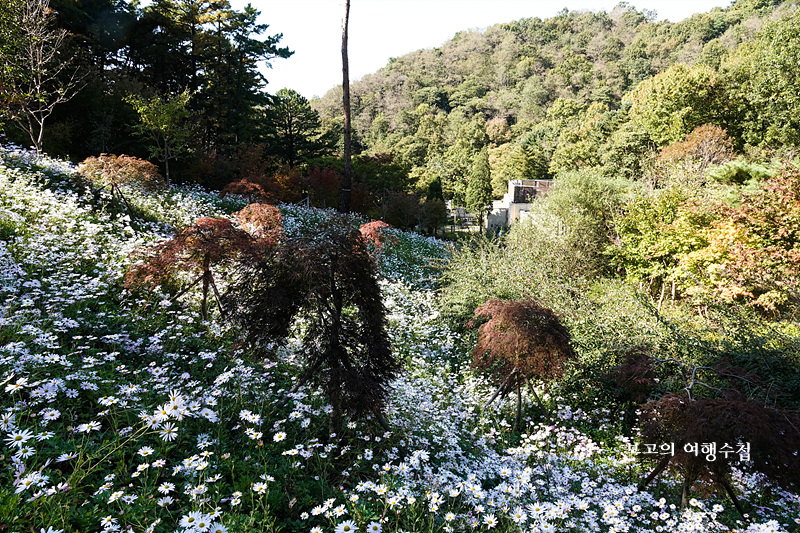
[637,391,800,514]
[125,217,254,319]
[79,153,166,191]
[358,220,397,261]
[221,167,302,204]
[233,203,284,244]
[471,299,575,429]
[79,154,166,216]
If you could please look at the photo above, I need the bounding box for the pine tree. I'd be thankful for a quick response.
[264,88,334,167]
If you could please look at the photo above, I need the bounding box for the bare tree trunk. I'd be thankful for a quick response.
[201,253,210,321]
[720,476,747,520]
[657,279,667,313]
[339,0,352,213]
[637,455,670,491]
[680,473,695,510]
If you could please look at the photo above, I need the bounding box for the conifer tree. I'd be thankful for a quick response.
[466,146,493,227]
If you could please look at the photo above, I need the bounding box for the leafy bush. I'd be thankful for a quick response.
[220,166,303,204]
[658,124,736,173]
[78,153,165,191]
[707,159,773,185]
[232,202,284,242]
[470,298,575,428]
[471,299,575,387]
[358,220,397,260]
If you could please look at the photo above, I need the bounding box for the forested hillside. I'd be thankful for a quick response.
[2,1,800,531]
[313,0,799,203]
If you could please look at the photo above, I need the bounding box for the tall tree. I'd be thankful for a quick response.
[0,0,24,126]
[130,0,291,151]
[339,0,352,213]
[224,213,399,430]
[466,146,493,227]
[0,0,84,152]
[264,88,333,168]
[624,64,728,147]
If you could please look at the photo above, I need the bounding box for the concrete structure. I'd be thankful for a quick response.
[486,179,554,231]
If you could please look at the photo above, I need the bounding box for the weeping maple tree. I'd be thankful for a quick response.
[471,298,575,430]
[637,391,800,516]
[359,220,397,261]
[124,217,254,320]
[79,154,166,218]
[223,212,398,430]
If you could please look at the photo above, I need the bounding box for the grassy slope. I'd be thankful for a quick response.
[0,147,797,533]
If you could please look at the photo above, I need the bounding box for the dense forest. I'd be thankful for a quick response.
[314,0,799,202]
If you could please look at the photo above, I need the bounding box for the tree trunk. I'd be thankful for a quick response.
[339,0,352,213]
[680,472,695,510]
[483,370,516,411]
[637,455,671,491]
[720,476,748,520]
[201,252,210,321]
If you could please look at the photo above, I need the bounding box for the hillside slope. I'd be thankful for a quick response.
[0,147,798,532]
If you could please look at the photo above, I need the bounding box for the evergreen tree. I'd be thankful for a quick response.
[466,146,493,227]
[264,88,334,168]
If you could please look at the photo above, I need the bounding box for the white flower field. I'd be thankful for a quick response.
[0,146,797,533]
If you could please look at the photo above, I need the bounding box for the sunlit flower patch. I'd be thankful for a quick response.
[0,146,797,533]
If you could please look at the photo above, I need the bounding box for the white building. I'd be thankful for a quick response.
[486,179,553,230]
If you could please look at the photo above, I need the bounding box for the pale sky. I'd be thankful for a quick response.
[233,0,733,99]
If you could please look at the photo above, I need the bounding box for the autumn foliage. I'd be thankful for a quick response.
[79,153,166,191]
[471,299,575,389]
[221,167,302,204]
[124,217,254,319]
[358,220,397,260]
[657,124,736,172]
[233,203,284,243]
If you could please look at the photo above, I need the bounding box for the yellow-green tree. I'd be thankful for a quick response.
[126,89,193,184]
[625,64,728,147]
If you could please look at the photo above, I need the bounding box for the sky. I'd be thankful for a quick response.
[233,0,734,100]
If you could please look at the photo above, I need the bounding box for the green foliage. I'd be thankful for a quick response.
[607,185,701,296]
[549,102,611,174]
[722,8,800,147]
[312,1,789,203]
[264,88,335,168]
[465,147,492,223]
[489,143,531,197]
[125,90,193,183]
[514,169,627,277]
[625,64,729,147]
[706,159,773,185]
